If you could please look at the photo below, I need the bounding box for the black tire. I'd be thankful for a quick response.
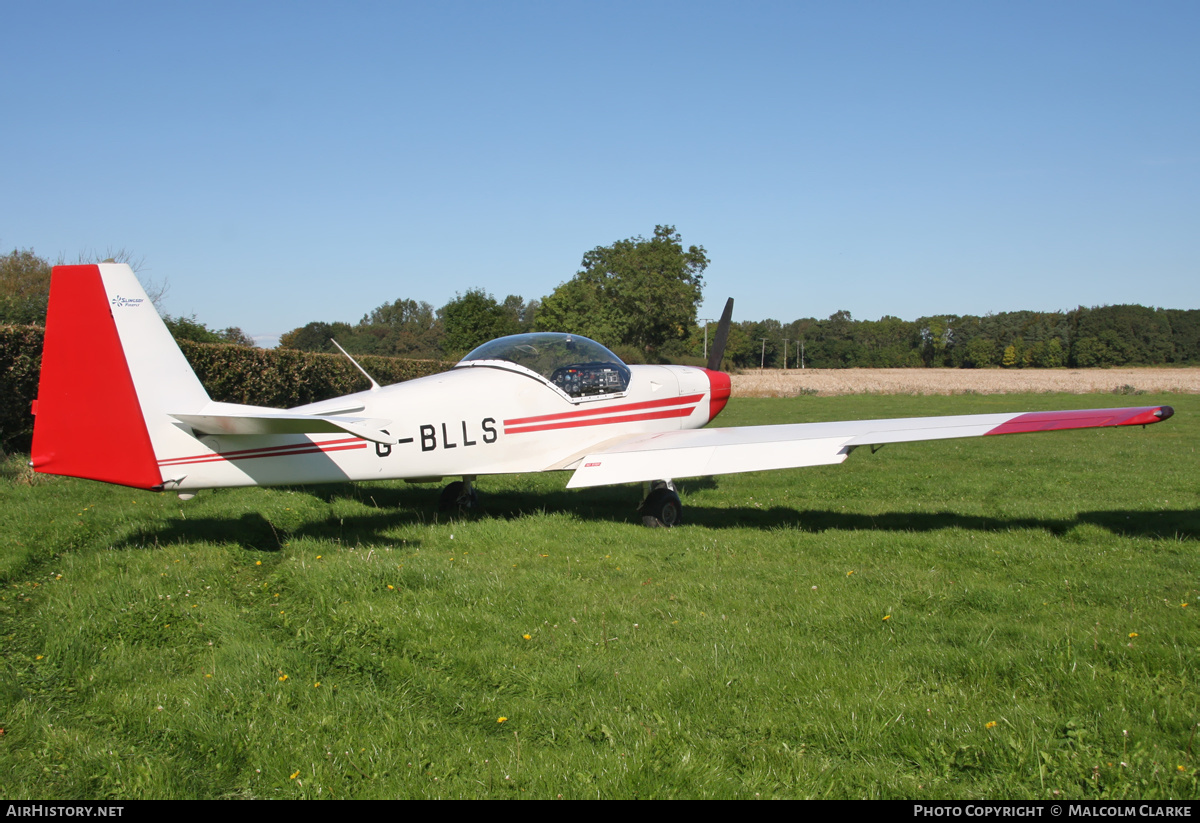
[438,481,478,512]
[640,488,682,528]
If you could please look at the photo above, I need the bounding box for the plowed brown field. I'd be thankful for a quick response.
[730,367,1200,397]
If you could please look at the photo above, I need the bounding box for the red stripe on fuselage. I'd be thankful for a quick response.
[504,394,704,427]
[505,406,695,434]
[158,437,367,467]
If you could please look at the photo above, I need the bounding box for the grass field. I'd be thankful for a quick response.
[1,393,1196,799]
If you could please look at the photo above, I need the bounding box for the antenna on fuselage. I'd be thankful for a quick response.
[706,298,734,371]
[331,339,382,391]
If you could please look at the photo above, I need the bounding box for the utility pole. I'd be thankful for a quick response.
[759,338,768,369]
[800,338,805,369]
[782,338,790,370]
[700,319,713,360]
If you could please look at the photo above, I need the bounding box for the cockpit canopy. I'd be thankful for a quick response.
[457,333,631,398]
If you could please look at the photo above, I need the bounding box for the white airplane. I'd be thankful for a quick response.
[31,263,1174,526]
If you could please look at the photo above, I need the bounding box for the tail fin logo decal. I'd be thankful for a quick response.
[110,295,146,308]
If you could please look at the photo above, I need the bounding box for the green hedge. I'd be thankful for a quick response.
[0,326,45,453]
[0,326,453,453]
[177,340,452,407]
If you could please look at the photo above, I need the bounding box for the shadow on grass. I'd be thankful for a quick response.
[113,480,1197,552]
[305,482,644,524]
[682,505,1199,540]
[117,511,289,553]
[110,483,642,552]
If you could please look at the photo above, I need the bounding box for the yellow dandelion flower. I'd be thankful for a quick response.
[35,655,43,660]
[256,560,262,566]
[883,615,891,621]
[523,634,531,640]
[278,674,288,682]
[1179,765,1187,772]
[985,721,997,729]
[497,717,508,723]
[847,570,855,576]
[387,585,394,590]
[291,770,300,780]
[1182,603,1189,608]
[314,682,321,688]
[316,555,322,559]
[1129,632,1138,638]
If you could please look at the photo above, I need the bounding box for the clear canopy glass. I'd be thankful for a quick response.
[457,333,631,397]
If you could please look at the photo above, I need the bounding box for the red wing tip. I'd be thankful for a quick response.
[1122,406,1173,426]
[986,405,1175,436]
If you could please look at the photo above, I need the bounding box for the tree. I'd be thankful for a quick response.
[279,321,353,352]
[918,316,953,367]
[963,336,998,368]
[440,289,521,356]
[1038,337,1065,368]
[218,326,257,347]
[0,248,52,325]
[1071,336,1110,368]
[359,298,442,357]
[1001,343,1019,368]
[536,275,619,343]
[363,298,436,331]
[536,225,707,352]
[501,294,538,332]
[164,314,256,346]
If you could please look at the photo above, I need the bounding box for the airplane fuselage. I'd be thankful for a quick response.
[155,362,729,491]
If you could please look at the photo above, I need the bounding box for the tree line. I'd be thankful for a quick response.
[725,304,1200,369]
[4,236,1198,369]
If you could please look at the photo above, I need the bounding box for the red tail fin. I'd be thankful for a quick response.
[31,265,163,489]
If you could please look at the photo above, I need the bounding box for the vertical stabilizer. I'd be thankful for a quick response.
[31,264,210,489]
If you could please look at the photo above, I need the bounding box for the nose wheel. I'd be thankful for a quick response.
[640,481,682,528]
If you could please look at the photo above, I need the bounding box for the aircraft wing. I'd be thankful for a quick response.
[564,405,1173,488]
[171,412,394,444]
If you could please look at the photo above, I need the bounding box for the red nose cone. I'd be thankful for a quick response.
[703,368,731,422]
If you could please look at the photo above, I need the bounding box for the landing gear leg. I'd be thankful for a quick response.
[438,476,479,514]
[639,480,682,528]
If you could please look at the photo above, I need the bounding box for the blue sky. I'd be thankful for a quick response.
[4,1,1197,345]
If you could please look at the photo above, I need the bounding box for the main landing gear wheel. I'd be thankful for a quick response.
[640,488,682,528]
[438,479,479,513]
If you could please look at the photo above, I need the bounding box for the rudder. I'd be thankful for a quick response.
[31,264,209,489]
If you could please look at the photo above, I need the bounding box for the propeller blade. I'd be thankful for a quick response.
[706,298,734,371]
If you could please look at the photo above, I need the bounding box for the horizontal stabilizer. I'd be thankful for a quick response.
[566,405,1173,488]
[172,413,395,445]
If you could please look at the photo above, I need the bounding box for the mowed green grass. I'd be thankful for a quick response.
[1,394,1196,799]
